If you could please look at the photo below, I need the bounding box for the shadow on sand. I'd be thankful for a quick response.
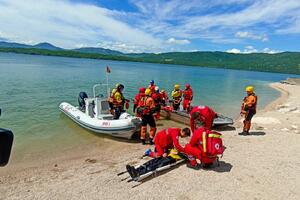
[214,126,236,132]
[238,131,266,136]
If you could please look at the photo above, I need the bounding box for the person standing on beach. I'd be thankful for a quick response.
[137,88,157,145]
[182,84,193,112]
[240,86,258,135]
[133,87,145,116]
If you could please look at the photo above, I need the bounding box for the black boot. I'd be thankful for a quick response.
[149,138,154,145]
[186,163,201,170]
[126,165,134,178]
[130,166,139,178]
[141,139,146,145]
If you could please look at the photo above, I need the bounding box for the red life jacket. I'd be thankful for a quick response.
[137,96,151,115]
[134,93,144,106]
[152,92,162,105]
[183,88,193,100]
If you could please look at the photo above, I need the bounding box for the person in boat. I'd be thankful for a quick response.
[112,83,126,119]
[240,86,257,135]
[190,105,217,132]
[133,87,146,116]
[137,88,157,145]
[160,89,169,107]
[182,84,193,112]
[148,80,156,93]
[108,88,117,115]
[184,126,224,170]
[151,86,162,120]
[126,148,185,180]
[171,84,182,111]
[144,127,191,158]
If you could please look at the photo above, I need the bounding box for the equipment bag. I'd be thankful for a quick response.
[202,130,224,157]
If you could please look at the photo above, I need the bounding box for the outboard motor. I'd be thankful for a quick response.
[78,92,88,111]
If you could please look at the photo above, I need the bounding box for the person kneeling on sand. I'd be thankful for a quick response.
[185,126,224,170]
[143,127,191,158]
[126,149,184,179]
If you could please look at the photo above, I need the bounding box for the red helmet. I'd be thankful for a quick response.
[139,87,146,93]
[185,84,190,89]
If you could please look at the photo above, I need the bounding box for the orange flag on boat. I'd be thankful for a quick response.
[106,66,111,73]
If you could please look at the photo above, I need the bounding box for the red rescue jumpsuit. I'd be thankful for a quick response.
[151,92,162,120]
[190,106,217,132]
[133,93,145,116]
[150,128,185,158]
[182,88,193,111]
[184,127,216,166]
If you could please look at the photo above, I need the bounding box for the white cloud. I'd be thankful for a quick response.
[227,46,280,54]
[0,0,299,52]
[235,31,268,41]
[0,0,162,50]
[262,48,281,54]
[131,0,300,44]
[244,45,258,53]
[166,38,190,45]
[226,48,241,54]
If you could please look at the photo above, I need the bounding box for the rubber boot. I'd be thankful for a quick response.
[243,121,251,135]
[130,166,139,178]
[126,165,134,178]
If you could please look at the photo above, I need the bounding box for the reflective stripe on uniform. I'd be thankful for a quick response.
[208,133,222,138]
[202,131,207,153]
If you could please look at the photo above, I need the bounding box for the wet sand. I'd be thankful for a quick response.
[1,81,300,200]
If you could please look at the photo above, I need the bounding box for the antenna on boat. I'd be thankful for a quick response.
[106,66,111,97]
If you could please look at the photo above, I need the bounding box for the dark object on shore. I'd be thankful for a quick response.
[280,78,300,86]
[0,128,14,166]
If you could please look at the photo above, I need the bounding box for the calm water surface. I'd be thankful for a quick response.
[0,52,297,163]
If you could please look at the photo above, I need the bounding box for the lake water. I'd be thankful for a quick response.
[0,52,297,164]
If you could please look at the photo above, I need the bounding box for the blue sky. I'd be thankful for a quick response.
[0,0,300,53]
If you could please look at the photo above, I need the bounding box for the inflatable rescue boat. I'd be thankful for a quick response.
[59,84,141,139]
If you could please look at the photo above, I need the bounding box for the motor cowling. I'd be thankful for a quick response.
[78,92,88,111]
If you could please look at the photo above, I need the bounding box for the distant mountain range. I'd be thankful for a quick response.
[0,41,122,55]
[0,41,299,74]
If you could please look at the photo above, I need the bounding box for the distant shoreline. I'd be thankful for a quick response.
[0,48,299,75]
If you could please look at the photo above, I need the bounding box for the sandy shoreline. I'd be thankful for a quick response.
[1,81,300,200]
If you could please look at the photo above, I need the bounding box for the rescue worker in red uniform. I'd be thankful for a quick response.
[148,80,156,93]
[144,127,191,158]
[160,89,169,106]
[151,86,162,120]
[133,87,145,116]
[137,88,157,145]
[182,84,193,112]
[240,86,258,135]
[190,105,217,132]
[184,127,216,169]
